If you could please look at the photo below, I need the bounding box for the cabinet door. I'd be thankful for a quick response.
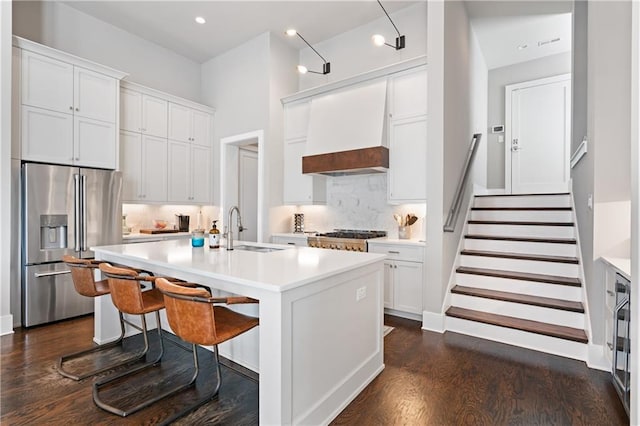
[141,135,168,201]
[384,261,395,309]
[191,110,211,146]
[284,101,311,140]
[191,145,211,203]
[21,106,73,164]
[142,95,168,138]
[167,140,191,203]
[120,131,142,201]
[74,66,117,123]
[388,116,427,202]
[390,68,427,120]
[21,50,73,114]
[120,88,142,133]
[168,103,191,142]
[393,260,423,314]
[74,116,116,169]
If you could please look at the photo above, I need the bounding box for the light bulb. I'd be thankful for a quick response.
[297,65,308,74]
[195,16,206,24]
[372,34,386,47]
[286,29,297,37]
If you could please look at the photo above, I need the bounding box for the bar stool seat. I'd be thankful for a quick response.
[56,255,149,381]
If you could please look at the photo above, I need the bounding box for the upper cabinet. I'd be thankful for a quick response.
[387,66,427,204]
[14,37,127,169]
[168,103,212,146]
[119,81,215,204]
[120,88,168,138]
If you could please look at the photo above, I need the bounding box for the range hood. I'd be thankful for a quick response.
[303,79,388,176]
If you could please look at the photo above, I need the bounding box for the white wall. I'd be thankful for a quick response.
[298,3,427,90]
[1,0,13,335]
[12,1,202,102]
[470,26,489,189]
[486,52,571,189]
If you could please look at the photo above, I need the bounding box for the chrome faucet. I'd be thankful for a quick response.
[226,206,244,250]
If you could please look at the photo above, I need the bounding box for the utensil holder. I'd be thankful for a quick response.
[398,226,411,240]
[293,213,304,234]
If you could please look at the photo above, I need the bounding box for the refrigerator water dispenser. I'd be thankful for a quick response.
[40,214,68,250]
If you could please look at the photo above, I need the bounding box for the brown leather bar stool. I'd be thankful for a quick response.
[155,278,259,424]
[93,262,171,417]
[57,255,151,380]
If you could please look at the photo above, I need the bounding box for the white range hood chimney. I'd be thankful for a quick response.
[303,79,388,176]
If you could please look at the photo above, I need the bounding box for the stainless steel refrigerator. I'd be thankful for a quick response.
[22,163,122,327]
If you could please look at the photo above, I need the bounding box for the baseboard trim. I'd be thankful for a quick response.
[422,311,445,333]
[586,343,610,371]
[0,314,14,336]
[385,308,422,322]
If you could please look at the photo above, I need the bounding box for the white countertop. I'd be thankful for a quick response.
[601,256,631,279]
[94,239,386,293]
[122,232,191,241]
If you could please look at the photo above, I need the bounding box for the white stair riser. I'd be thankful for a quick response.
[467,224,575,239]
[460,255,579,277]
[455,273,582,300]
[464,238,577,257]
[445,316,587,361]
[470,210,572,222]
[474,195,571,208]
[450,294,585,329]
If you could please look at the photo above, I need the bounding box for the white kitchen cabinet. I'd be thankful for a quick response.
[387,66,427,204]
[167,140,211,203]
[282,100,326,205]
[15,38,125,169]
[369,241,424,316]
[271,234,308,247]
[283,138,326,205]
[120,88,168,138]
[120,131,167,202]
[168,103,212,146]
[388,116,427,203]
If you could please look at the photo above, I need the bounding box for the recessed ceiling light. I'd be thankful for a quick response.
[195,16,206,24]
[517,44,528,51]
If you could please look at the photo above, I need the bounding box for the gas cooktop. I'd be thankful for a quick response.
[315,230,387,239]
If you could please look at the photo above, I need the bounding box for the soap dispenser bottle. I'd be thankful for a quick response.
[209,220,220,249]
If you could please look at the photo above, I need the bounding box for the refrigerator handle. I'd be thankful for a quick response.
[81,174,88,252]
[74,174,81,252]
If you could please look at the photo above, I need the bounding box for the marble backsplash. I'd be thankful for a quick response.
[122,204,220,233]
[293,174,426,240]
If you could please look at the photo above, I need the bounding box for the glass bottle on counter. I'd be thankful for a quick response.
[209,220,220,249]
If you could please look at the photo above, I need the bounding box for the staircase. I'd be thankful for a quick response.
[445,193,589,361]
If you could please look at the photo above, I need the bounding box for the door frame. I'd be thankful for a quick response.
[504,73,571,194]
[220,130,265,243]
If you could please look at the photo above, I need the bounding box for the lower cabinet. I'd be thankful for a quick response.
[271,234,308,247]
[369,241,424,316]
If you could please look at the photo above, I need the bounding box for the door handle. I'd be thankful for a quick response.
[81,174,87,251]
[74,174,81,252]
[35,270,71,278]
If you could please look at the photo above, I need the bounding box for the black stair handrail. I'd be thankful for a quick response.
[444,133,482,232]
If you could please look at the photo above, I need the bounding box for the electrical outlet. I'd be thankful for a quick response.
[356,286,367,302]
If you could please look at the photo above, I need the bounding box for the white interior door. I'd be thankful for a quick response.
[238,148,258,242]
[506,74,571,194]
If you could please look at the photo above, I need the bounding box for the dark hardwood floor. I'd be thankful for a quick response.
[1,315,627,425]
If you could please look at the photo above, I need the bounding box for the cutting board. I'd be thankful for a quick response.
[139,229,181,234]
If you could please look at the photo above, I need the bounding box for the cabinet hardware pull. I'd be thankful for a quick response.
[35,270,71,278]
[607,342,613,350]
[607,290,615,296]
[69,106,73,110]
[75,107,79,111]
[388,250,400,254]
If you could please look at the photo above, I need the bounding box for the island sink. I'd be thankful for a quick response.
[233,245,284,253]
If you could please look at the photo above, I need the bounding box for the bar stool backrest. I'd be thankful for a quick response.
[99,263,147,315]
[62,255,103,297]
[156,278,219,346]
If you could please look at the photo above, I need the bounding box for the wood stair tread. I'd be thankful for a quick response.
[456,266,581,287]
[471,207,572,211]
[468,220,574,226]
[474,192,570,197]
[446,306,588,343]
[465,234,577,244]
[460,249,579,264]
[451,285,584,313]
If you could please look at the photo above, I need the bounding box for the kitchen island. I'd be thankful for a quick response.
[92,239,386,425]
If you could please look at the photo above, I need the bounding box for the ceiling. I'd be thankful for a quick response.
[62,1,421,63]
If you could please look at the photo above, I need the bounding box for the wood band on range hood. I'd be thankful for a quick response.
[302,146,389,176]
